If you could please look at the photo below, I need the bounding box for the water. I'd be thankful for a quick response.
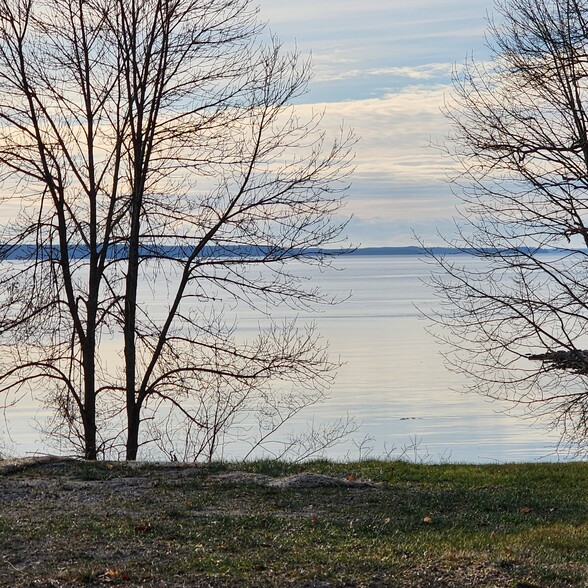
[0,254,566,463]
[264,254,563,463]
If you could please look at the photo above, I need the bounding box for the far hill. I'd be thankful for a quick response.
[0,244,569,260]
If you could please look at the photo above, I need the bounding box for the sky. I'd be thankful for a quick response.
[257,0,495,246]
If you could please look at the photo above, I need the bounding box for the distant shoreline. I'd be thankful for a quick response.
[344,246,570,256]
[0,244,574,260]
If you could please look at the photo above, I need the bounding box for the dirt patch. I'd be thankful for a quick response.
[209,471,376,488]
[0,458,571,588]
[0,458,383,587]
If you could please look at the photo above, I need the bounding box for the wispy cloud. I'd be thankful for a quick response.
[298,85,453,181]
[290,83,460,245]
[257,0,494,244]
[312,63,455,83]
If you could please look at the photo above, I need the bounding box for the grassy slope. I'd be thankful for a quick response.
[0,459,587,587]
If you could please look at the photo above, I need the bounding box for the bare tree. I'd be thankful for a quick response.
[0,0,354,460]
[429,0,588,453]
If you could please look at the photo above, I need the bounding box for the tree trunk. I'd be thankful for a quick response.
[124,225,140,460]
[124,160,144,460]
[82,342,98,460]
[126,405,140,460]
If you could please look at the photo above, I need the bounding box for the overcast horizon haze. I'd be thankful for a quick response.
[258,0,495,247]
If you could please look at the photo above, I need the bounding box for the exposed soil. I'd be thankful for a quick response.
[0,458,385,587]
[0,457,576,587]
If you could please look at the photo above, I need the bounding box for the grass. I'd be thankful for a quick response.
[0,458,587,586]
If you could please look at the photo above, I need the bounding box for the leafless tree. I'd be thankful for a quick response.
[429,0,588,453]
[0,0,354,460]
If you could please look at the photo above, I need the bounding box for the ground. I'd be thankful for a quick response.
[0,457,586,587]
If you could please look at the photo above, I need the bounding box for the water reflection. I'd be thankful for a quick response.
[0,255,565,462]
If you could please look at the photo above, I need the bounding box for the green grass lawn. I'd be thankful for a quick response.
[0,458,587,586]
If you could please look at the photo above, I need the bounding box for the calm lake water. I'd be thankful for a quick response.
[0,254,567,462]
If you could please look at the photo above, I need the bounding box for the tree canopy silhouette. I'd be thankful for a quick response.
[431,0,588,452]
[0,0,354,459]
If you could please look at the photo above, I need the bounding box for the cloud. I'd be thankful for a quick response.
[292,84,463,244]
[261,0,493,103]
[297,84,454,181]
[368,65,454,80]
[257,0,495,245]
[259,0,493,63]
[344,215,459,247]
[259,0,492,26]
[312,63,455,84]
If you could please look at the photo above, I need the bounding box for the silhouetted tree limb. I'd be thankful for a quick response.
[430,0,588,453]
[0,0,355,460]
